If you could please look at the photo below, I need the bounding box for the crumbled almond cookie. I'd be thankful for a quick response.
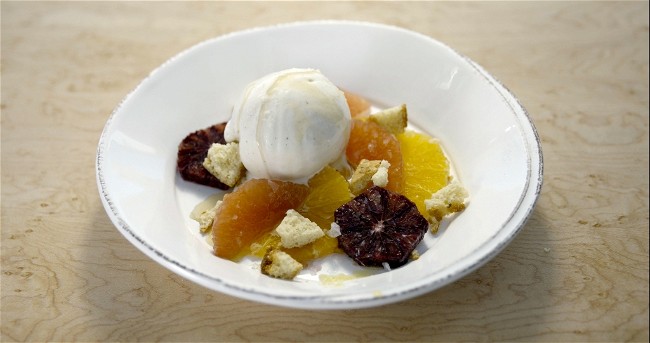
[371,160,391,188]
[349,159,382,195]
[368,104,408,134]
[202,142,245,187]
[275,209,324,248]
[195,200,222,233]
[425,180,469,232]
[261,248,303,280]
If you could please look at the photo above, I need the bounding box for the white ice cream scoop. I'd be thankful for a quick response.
[224,68,351,183]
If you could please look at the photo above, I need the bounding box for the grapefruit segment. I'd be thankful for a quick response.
[344,91,371,118]
[211,179,309,260]
[345,119,403,192]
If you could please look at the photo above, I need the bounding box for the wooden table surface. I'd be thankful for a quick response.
[1,2,648,342]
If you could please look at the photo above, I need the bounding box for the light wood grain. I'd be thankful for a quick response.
[1,2,648,342]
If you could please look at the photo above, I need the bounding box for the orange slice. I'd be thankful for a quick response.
[250,232,340,264]
[397,130,450,214]
[297,166,353,230]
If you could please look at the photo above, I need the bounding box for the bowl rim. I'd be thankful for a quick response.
[96,19,544,309]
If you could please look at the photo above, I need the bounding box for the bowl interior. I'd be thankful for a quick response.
[97,21,540,309]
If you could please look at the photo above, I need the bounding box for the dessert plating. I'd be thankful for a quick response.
[177,69,469,280]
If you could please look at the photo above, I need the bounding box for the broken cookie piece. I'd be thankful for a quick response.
[425,180,469,232]
[202,142,245,187]
[195,200,222,233]
[368,104,408,135]
[275,209,324,248]
[371,160,390,188]
[349,159,390,195]
[261,248,303,280]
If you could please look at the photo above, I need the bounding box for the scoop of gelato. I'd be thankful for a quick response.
[224,68,351,183]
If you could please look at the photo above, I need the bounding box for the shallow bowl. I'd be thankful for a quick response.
[97,21,543,309]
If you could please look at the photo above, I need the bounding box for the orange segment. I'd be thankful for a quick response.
[249,232,281,259]
[250,233,340,264]
[285,235,340,263]
[212,179,309,260]
[246,166,350,262]
[345,119,403,192]
[297,166,353,230]
[344,91,371,118]
[397,130,450,214]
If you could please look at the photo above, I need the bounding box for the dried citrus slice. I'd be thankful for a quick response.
[334,186,429,268]
[211,179,309,260]
[344,91,371,118]
[345,119,403,192]
[397,130,450,215]
[297,166,353,230]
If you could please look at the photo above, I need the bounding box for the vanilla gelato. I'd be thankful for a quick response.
[224,69,351,183]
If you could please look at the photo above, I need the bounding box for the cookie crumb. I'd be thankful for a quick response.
[371,160,391,188]
[368,104,408,134]
[425,180,469,225]
[195,200,222,233]
[261,249,303,280]
[349,159,382,194]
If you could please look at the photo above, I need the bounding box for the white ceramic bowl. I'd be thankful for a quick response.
[96,21,543,309]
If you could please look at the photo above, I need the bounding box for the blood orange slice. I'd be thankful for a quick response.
[334,186,428,268]
[177,123,229,189]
